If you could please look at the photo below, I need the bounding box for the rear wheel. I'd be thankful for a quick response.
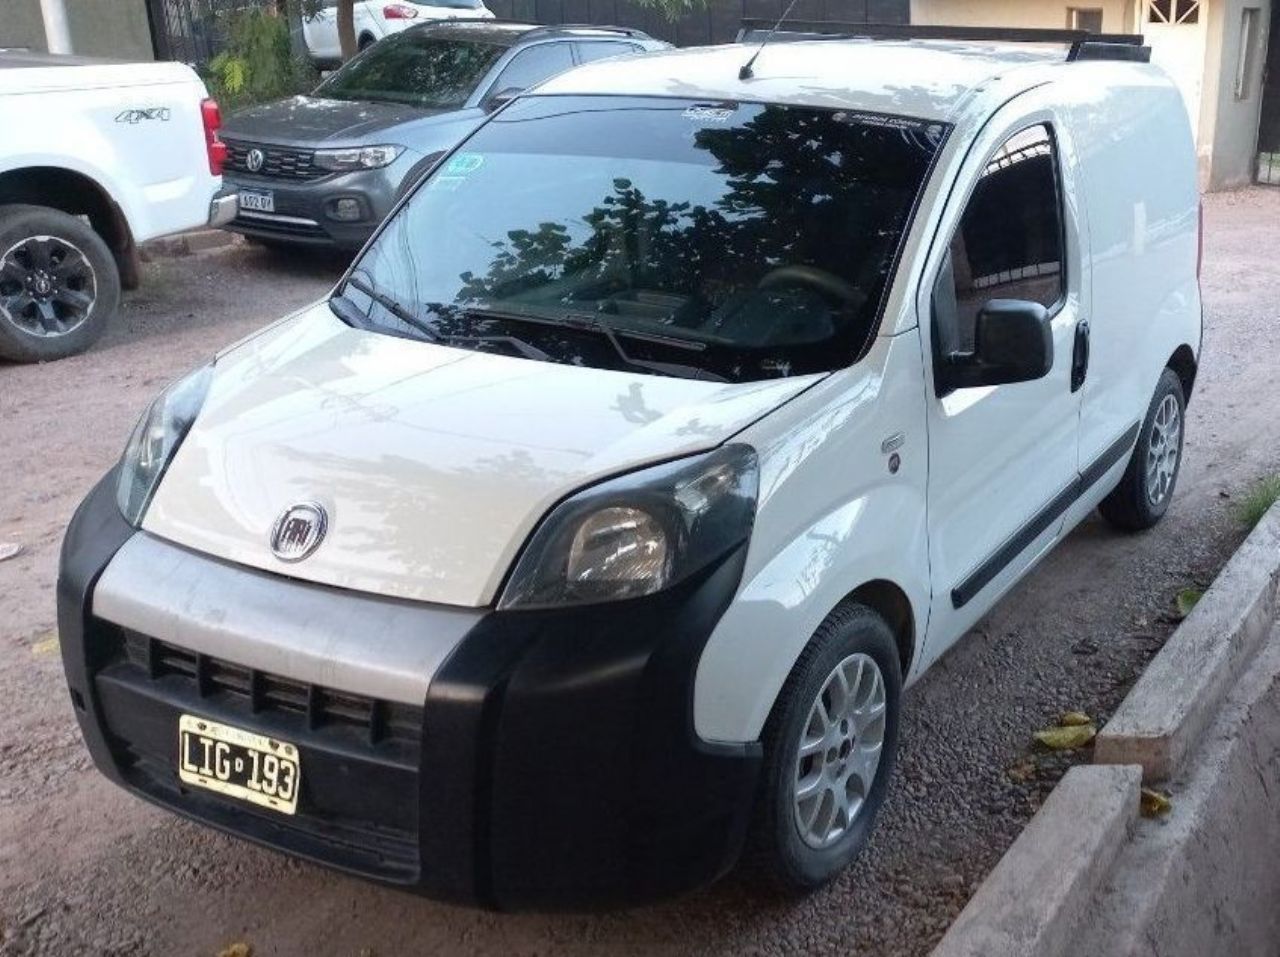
[358,33,376,51]
[746,603,902,893]
[1098,367,1186,531]
[0,204,119,363]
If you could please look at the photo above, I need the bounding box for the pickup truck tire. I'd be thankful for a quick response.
[745,602,902,894]
[0,204,120,363]
[1099,368,1186,531]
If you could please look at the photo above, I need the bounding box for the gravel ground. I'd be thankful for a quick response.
[2,190,1279,957]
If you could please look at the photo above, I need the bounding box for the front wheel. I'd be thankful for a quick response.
[746,603,902,893]
[0,204,120,363]
[1098,367,1186,531]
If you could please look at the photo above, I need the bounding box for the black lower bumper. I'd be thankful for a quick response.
[58,469,761,910]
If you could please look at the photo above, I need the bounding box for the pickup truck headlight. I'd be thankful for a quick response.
[313,145,403,172]
[498,445,758,610]
[116,364,213,527]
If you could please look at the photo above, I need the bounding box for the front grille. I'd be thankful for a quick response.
[224,140,325,181]
[119,631,422,747]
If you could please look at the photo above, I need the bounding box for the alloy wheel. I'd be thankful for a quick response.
[0,234,98,339]
[1146,392,1182,506]
[793,652,888,850]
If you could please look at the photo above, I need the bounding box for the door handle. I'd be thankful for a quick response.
[1071,320,1090,393]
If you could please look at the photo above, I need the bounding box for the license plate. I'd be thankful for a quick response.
[178,714,300,815]
[238,190,274,213]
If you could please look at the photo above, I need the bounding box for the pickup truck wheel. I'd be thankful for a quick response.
[0,204,120,362]
[1098,368,1186,531]
[745,603,902,893]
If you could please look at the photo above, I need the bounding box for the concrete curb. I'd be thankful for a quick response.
[1094,503,1280,780]
[139,228,239,261]
[931,764,1142,957]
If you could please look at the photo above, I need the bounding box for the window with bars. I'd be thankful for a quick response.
[1068,8,1104,32]
[1148,0,1201,25]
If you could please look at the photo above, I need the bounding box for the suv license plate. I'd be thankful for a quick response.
[238,190,274,213]
[178,714,300,815]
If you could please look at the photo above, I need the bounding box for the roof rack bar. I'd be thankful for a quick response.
[734,20,1150,63]
[429,18,646,37]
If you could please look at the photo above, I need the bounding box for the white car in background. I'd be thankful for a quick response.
[302,0,494,63]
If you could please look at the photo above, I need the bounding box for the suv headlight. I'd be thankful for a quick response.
[313,145,403,171]
[116,364,213,527]
[498,445,758,610]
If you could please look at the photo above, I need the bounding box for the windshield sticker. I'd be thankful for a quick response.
[683,105,737,123]
[443,152,484,175]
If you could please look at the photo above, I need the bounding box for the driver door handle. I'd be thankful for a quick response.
[1071,320,1090,393]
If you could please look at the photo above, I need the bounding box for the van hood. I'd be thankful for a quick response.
[143,303,817,607]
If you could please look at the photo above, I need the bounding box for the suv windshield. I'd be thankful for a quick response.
[315,33,506,109]
[336,95,947,381]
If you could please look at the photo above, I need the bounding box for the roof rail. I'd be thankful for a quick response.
[734,20,1151,63]
[418,18,649,38]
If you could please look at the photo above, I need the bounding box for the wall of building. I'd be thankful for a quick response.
[1200,0,1272,188]
[910,0,1137,33]
[0,0,154,60]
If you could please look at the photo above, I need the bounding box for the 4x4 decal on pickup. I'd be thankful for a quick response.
[115,107,171,124]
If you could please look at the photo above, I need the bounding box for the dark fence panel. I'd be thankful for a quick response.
[145,0,264,64]
[483,0,908,46]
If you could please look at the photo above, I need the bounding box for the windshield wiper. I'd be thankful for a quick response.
[341,273,442,343]
[436,333,551,363]
[559,312,727,383]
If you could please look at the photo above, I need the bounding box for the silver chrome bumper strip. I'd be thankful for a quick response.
[92,533,482,705]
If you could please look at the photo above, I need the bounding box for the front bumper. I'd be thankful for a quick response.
[220,160,408,250]
[57,469,760,910]
[208,188,239,228]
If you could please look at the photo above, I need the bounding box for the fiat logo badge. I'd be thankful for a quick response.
[246,147,266,173]
[270,502,327,562]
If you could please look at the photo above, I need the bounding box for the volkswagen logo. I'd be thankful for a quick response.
[270,502,327,562]
[246,147,266,173]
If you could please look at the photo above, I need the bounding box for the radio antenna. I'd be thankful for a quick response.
[739,0,803,80]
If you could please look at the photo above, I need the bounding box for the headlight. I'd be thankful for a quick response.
[313,145,403,171]
[498,445,758,610]
[116,364,213,527]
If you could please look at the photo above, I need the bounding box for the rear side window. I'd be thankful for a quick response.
[488,42,575,94]
[940,124,1064,350]
[575,41,642,63]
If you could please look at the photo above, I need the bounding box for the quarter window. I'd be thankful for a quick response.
[575,40,643,63]
[936,124,1064,353]
[488,43,575,96]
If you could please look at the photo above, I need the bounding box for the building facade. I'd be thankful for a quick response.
[911,0,1274,189]
[0,0,154,60]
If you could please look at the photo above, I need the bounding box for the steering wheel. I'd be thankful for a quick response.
[757,265,866,310]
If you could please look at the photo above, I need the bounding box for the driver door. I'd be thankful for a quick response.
[919,106,1090,663]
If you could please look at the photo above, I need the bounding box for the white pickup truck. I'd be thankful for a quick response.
[0,50,235,362]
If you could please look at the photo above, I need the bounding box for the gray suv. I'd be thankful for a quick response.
[220,20,667,249]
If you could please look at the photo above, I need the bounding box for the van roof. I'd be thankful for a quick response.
[534,38,1156,123]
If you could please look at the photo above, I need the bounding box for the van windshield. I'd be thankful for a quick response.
[336,95,948,381]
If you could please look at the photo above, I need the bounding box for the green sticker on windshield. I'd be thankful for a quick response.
[444,153,484,175]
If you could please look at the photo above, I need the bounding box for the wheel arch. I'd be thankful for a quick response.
[0,166,138,289]
[844,579,916,679]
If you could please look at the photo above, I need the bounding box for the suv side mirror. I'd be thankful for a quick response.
[937,299,1053,392]
[483,86,523,112]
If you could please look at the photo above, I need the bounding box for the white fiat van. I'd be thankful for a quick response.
[58,26,1201,909]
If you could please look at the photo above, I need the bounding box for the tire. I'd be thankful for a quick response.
[358,33,375,51]
[1098,367,1186,531]
[745,602,903,893]
[0,204,120,363]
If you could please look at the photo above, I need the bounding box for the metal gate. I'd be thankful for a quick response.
[1259,6,1280,184]
[145,0,269,65]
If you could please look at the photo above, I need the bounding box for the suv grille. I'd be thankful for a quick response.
[119,631,422,747]
[224,140,325,181]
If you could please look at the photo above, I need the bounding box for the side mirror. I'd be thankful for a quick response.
[937,299,1053,392]
[483,86,523,112]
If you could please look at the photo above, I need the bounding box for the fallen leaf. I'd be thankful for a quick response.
[217,944,252,957]
[1140,787,1172,818]
[1059,711,1092,727]
[1006,759,1037,784]
[1175,588,1203,619]
[0,542,22,562]
[1033,724,1097,751]
[30,633,58,657]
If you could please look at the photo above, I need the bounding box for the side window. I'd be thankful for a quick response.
[937,124,1064,354]
[488,43,575,95]
[574,40,642,64]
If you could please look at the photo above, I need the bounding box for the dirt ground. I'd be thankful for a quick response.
[2,189,1279,957]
